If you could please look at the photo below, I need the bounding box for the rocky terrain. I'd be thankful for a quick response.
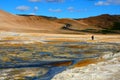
[0,32,120,80]
[52,52,120,80]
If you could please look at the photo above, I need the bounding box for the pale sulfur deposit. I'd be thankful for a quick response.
[52,52,120,80]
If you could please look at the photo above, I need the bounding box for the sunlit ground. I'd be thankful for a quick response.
[0,32,120,80]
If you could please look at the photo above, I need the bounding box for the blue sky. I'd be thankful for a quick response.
[0,0,120,18]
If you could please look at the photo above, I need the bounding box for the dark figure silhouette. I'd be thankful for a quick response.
[62,23,72,30]
[91,35,94,40]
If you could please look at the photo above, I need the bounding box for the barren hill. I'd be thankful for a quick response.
[0,10,63,33]
[54,18,91,30]
[0,10,120,34]
[76,14,120,34]
[77,14,120,28]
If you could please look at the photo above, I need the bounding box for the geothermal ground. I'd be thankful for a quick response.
[52,52,120,80]
[0,32,120,80]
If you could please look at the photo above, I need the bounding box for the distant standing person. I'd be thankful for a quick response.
[91,35,94,40]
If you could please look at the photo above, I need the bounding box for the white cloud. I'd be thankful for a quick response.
[95,1,110,6]
[29,0,41,2]
[29,0,65,3]
[95,0,120,6]
[67,7,74,12]
[16,6,30,11]
[48,8,62,12]
[29,13,36,15]
[108,0,120,4]
[34,6,39,11]
[46,0,64,3]
[67,7,86,12]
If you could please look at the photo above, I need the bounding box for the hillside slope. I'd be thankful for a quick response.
[77,14,120,30]
[0,10,63,33]
[0,10,120,34]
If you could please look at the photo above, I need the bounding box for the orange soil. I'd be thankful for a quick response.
[52,61,72,67]
[74,58,103,67]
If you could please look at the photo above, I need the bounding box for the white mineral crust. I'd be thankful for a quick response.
[52,52,120,80]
